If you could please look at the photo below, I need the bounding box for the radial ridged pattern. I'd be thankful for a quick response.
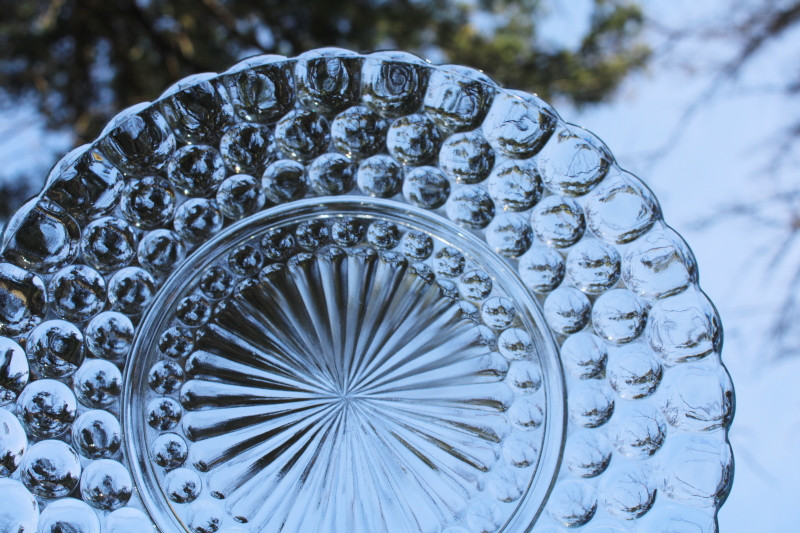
[178,248,518,532]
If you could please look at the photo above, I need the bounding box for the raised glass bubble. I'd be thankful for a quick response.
[108,266,156,315]
[99,105,176,175]
[20,439,81,497]
[216,174,265,220]
[446,185,495,229]
[49,264,106,321]
[531,195,585,248]
[439,130,495,184]
[25,320,84,378]
[151,433,188,469]
[483,92,554,158]
[165,468,202,504]
[44,145,122,221]
[138,229,187,276]
[0,337,29,404]
[106,507,153,533]
[1,197,80,275]
[0,409,26,476]
[387,114,440,165]
[16,378,77,437]
[275,109,330,161]
[219,122,276,175]
[173,199,224,245]
[160,76,235,145]
[120,176,177,230]
[308,152,355,195]
[361,51,426,117]
[85,311,135,360]
[296,48,362,113]
[168,145,228,198]
[0,263,47,336]
[222,56,294,124]
[72,409,122,459]
[332,106,388,159]
[261,159,308,203]
[357,154,403,198]
[424,67,495,132]
[403,166,450,208]
[487,159,542,212]
[80,459,133,510]
[36,498,101,533]
[80,216,138,272]
[73,359,122,408]
[0,479,39,533]
[538,126,609,196]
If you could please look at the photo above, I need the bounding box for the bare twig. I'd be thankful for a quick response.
[637,1,800,168]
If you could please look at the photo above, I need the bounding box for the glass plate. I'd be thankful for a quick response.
[0,48,733,533]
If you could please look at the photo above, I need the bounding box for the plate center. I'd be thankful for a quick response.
[124,198,565,533]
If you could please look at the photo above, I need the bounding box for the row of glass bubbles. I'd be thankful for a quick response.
[0,335,152,533]
[0,47,617,335]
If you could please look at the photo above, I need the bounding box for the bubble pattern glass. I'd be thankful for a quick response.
[0,48,732,533]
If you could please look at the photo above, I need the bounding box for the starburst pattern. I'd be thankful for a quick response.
[178,247,517,532]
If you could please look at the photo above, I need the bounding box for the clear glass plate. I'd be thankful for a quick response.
[0,48,733,533]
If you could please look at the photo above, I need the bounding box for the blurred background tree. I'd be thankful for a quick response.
[0,0,649,221]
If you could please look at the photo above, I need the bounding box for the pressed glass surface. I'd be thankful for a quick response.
[0,48,733,533]
[128,199,564,533]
